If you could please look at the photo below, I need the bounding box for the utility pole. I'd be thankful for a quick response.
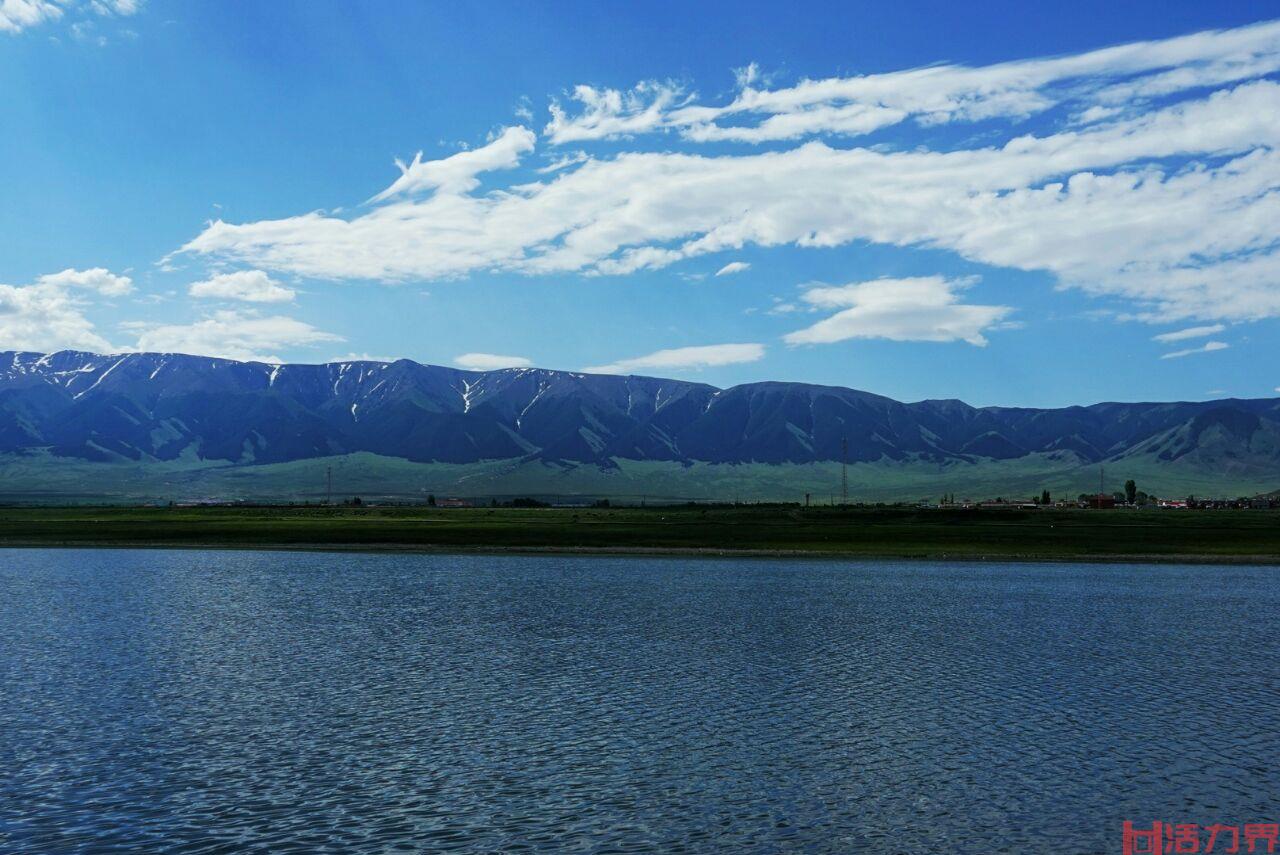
[841,437,848,506]
[326,465,332,505]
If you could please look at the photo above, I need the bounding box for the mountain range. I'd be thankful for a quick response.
[1,350,1278,501]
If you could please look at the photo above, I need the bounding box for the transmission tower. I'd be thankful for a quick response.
[841,437,848,506]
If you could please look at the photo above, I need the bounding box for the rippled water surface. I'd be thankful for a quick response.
[1,550,1277,853]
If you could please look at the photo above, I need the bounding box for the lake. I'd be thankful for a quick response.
[1,550,1277,853]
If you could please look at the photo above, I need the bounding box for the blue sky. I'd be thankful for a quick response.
[2,1,1279,407]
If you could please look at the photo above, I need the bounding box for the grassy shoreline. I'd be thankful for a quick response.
[1,505,1279,564]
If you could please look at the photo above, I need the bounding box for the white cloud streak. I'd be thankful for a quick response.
[453,352,534,371]
[715,261,750,276]
[1151,323,1226,342]
[1160,340,1230,359]
[784,276,1012,346]
[585,343,765,375]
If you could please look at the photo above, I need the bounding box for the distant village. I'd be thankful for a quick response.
[171,477,1279,511]
[302,484,1280,511]
[933,481,1278,511]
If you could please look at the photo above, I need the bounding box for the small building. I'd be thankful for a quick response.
[1087,494,1116,509]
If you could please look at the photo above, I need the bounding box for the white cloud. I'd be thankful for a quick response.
[69,19,104,45]
[545,81,689,143]
[784,276,1012,346]
[131,310,341,363]
[180,28,1280,326]
[330,352,400,363]
[453,352,534,371]
[2,0,140,34]
[0,267,136,352]
[370,126,535,202]
[585,343,765,375]
[715,261,750,276]
[1152,323,1226,342]
[0,0,61,33]
[536,150,589,174]
[36,267,133,297]
[0,281,113,352]
[1160,340,1230,359]
[90,0,141,16]
[188,270,295,303]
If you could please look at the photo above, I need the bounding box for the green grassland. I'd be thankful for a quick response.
[1,504,1278,562]
[1,450,1274,505]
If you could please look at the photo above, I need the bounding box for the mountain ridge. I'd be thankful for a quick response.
[2,351,1279,491]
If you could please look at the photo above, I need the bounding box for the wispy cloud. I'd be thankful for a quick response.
[784,276,1012,346]
[1160,340,1230,359]
[1152,323,1226,342]
[454,352,534,371]
[585,343,765,375]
